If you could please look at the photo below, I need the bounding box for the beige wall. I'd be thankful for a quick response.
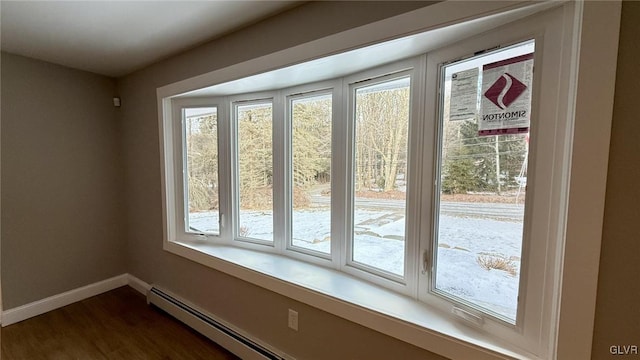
[591,2,640,359]
[0,53,127,308]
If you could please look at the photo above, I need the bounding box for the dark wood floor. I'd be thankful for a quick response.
[1,286,240,359]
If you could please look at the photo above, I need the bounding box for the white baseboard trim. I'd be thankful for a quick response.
[127,274,151,296]
[1,273,141,327]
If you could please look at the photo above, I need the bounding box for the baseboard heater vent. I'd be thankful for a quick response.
[148,286,290,360]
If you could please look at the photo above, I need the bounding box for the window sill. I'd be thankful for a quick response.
[165,240,539,360]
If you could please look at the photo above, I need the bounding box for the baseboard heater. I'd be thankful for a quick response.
[148,286,290,360]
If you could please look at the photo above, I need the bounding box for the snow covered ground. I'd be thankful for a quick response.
[435,215,522,320]
[189,203,523,321]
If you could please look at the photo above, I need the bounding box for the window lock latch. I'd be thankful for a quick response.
[422,250,429,274]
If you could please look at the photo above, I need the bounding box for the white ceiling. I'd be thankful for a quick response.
[0,1,300,77]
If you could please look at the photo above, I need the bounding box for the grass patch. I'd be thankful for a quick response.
[476,254,518,276]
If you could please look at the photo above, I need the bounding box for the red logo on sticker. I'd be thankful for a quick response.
[484,73,527,110]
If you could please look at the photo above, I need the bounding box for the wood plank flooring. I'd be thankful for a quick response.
[1,286,240,360]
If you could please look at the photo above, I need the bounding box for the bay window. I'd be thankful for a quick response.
[170,42,547,357]
[172,43,539,324]
[159,2,616,359]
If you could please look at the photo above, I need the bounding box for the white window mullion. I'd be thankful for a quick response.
[418,58,438,302]
[217,98,232,243]
[341,79,355,274]
[330,83,345,270]
[229,100,241,241]
[404,58,427,299]
[172,101,186,241]
[273,92,287,253]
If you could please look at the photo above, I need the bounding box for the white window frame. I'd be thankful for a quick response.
[230,93,278,247]
[283,83,338,262]
[341,58,423,295]
[157,2,621,359]
[420,28,559,351]
[171,97,227,243]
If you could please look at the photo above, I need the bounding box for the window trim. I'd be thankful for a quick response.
[172,97,226,243]
[285,87,335,260]
[230,95,277,246]
[157,1,621,359]
[279,82,343,269]
[423,39,542,349]
[416,16,572,350]
[182,105,222,236]
[342,61,421,293]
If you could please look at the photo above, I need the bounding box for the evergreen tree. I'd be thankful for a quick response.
[441,119,528,194]
[441,144,476,194]
[237,104,273,209]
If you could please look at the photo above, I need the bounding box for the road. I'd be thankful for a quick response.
[310,195,524,221]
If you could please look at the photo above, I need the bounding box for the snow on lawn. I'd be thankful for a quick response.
[291,209,331,253]
[188,211,219,233]
[436,247,519,319]
[189,207,522,320]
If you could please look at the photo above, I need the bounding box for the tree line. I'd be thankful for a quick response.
[441,119,528,195]
[185,85,412,213]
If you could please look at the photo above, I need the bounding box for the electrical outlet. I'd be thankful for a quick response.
[288,309,298,331]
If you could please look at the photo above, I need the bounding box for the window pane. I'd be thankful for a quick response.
[434,41,534,323]
[184,107,219,234]
[291,94,332,254]
[353,77,410,277]
[237,102,274,242]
